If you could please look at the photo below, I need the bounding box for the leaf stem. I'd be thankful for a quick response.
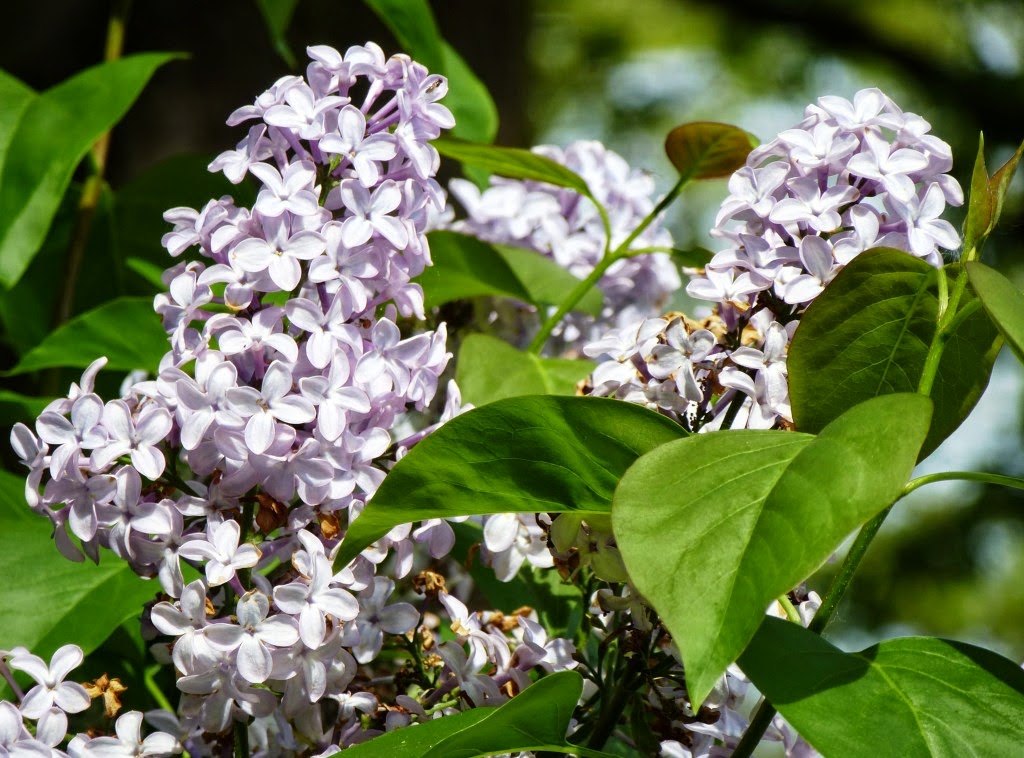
[902,470,1024,496]
[53,0,132,328]
[733,504,895,756]
[917,265,971,397]
[527,176,688,355]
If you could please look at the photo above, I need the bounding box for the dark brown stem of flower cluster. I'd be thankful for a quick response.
[53,0,132,330]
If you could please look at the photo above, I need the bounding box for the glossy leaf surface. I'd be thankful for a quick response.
[788,248,999,456]
[0,54,179,287]
[614,394,931,707]
[333,395,686,569]
[456,333,593,406]
[664,121,755,181]
[741,617,1024,757]
[5,296,168,375]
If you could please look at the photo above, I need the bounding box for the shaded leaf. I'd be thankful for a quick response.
[418,231,532,308]
[0,510,159,662]
[0,54,181,287]
[788,248,999,456]
[613,394,931,707]
[435,138,592,198]
[5,297,167,375]
[664,122,755,182]
[493,244,603,317]
[968,261,1024,364]
[670,246,715,268]
[364,0,497,143]
[255,0,299,68]
[741,617,1024,757]
[456,333,593,406]
[333,395,686,570]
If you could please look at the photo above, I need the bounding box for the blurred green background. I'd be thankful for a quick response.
[2,0,1022,661]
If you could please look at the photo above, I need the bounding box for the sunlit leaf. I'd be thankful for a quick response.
[0,510,159,662]
[741,617,1024,757]
[333,395,686,570]
[788,248,999,456]
[456,333,593,406]
[963,133,1024,256]
[4,296,167,375]
[435,138,592,197]
[0,54,181,288]
[664,122,755,182]
[613,393,931,707]
[342,672,612,757]
[492,244,604,317]
[417,231,532,308]
[967,261,1024,364]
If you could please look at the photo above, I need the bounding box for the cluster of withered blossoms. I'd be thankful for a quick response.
[585,88,963,433]
[9,43,575,756]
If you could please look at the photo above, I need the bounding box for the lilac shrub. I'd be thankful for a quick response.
[7,43,575,756]
[585,88,963,432]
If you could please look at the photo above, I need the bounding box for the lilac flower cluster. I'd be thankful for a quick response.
[7,43,572,756]
[0,643,181,757]
[585,88,963,431]
[448,139,681,351]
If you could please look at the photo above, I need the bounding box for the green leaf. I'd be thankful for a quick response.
[0,510,159,661]
[5,296,167,375]
[0,71,35,171]
[440,41,499,144]
[664,122,756,182]
[435,138,592,198]
[456,333,593,406]
[963,133,1024,256]
[787,248,1000,456]
[0,54,181,288]
[0,468,37,523]
[670,246,715,268]
[740,617,1024,757]
[124,257,167,290]
[255,0,299,68]
[333,395,686,570]
[967,262,1024,365]
[114,153,255,274]
[418,231,532,308]
[613,393,932,708]
[363,0,498,143]
[343,672,611,757]
[493,244,603,317]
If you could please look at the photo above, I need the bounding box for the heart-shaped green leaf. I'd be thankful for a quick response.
[664,122,756,181]
[456,333,593,406]
[788,248,999,456]
[333,395,686,570]
[0,53,181,288]
[492,244,604,316]
[613,393,931,707]
[967,261,1024,365]
[4,296,168,375]
[740,617,1024,757]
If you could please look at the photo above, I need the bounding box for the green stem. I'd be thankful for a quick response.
[53,0,131,329]
[527,176,688,355]
[917,265,971,396]
[733,504,895,756]
[234,719,249,758]
[903,470,1024,496]
[776,594,801,624]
